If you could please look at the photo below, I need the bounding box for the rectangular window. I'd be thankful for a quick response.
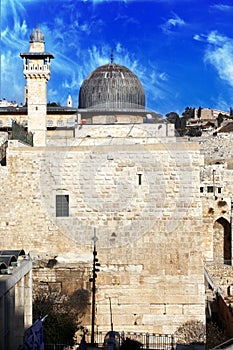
[138,174,142,186]
[218,187,222,194]
[207,186,214,193]
[56,195,69,217]
[200,187,204,193]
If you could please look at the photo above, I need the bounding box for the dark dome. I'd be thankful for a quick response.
[78,63,145,110]
[30,26,44,43]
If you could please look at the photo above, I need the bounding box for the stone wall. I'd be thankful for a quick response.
[198,133,233,168]
[199,134,233,328]
[0,111,77,128]
[0,138,205,334]
[200,161,233,262]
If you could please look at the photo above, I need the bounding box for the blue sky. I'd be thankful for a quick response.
[1,0,233,116]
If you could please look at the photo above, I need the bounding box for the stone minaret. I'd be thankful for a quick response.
[20,25,54,146]
[67,94,73,107]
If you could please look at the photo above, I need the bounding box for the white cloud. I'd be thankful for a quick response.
[215,95,231,112]
[82,0,130,3]
[210,4,233,11]
[204,31,233,88]
[193,34,206,42]
[1,0,108,104]
[167,16,185,27]
[116,43,123,53]
[207,30,227,45]
[1,51,24,103]
[159,72,169,81]
[2,19,29,51]
[0,0,202,113]
[161,13,185,35]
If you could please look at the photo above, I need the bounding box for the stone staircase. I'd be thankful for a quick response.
[205,263,233,342]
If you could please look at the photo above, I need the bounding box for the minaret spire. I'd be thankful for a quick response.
[110,49,114,64]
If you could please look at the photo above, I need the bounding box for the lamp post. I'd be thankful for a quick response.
[109,297,113,331]
[90,229,100,346]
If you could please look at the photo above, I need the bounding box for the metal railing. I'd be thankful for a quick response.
[209,337,233,350]
[45,344,73,350]
[44,331,175,350]
[85,331,175,349]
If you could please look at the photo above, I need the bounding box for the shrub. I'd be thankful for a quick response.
[175,320,205,344]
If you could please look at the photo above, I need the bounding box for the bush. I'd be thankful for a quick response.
[33,289,89,344]
[175,320,205,345]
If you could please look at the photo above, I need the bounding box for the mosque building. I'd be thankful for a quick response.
[3,25,233,340]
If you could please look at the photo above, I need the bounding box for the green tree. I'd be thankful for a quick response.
[217,113,224,127]
[33,289,89,345]
[197,106,202,118]
[182,106,195,120]
[166,112,181,129]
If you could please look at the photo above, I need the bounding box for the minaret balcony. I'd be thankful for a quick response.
[23,64,51,73]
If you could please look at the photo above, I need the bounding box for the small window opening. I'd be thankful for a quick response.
[218,187,222,194]
[200,187,204,193]
[138,174,142,186]
[207,186,214,193]
[56,195,69,217]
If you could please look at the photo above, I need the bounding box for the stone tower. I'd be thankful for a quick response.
[20,25,54,146]
[67,94,73,107]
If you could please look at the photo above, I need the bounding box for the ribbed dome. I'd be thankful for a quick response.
[30,26,44,43]
[78,63,145,110]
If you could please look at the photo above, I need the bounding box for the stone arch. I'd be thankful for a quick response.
[213,217,231,264]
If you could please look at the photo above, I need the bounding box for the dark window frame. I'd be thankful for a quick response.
[56,195,69,217]
[138,174,142,186]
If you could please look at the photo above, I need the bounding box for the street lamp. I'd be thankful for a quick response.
[89,229,101,346]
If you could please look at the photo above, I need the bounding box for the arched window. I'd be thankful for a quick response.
[67,118,75,127]
[57,120,64,127]
[213,217,231,265]
[47,119,53,127]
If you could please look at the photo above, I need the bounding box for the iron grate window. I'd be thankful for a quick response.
[56,195,69,217]
[207,186,214,193]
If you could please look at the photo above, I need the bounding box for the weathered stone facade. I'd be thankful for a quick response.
[0,133,205,334]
